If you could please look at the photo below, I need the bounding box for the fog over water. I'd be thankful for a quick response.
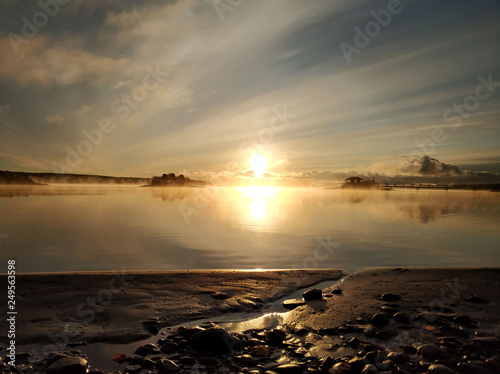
[0,185,498,273]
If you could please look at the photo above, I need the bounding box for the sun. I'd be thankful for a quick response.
[249,154,268,178]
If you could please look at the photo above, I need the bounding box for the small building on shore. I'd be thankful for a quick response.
[341,176,378,189]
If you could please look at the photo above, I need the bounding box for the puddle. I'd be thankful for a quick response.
[17,277,346,371]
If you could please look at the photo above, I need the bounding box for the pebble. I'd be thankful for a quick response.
[47,357,88,374]
[465,295,489,303]
[303,288,323,301]
[474,336,500,348]
[142,318,161,334]
[160,341,179,353]
[212,292,229,300]
[189,327,236,353]
[266,329,286,346]
[393,312,411,324]
[125,364,142,372]
[371,313,390,326]
[426,364,454,374]
[156,358,180,373]
[417,344,446,360]
[387,352,406,364]
[275,363,303,374]
[439,326,469,338]
[361,364,379,374]
[135,343,160,356]
[331,288,343,294]
[380,293,401,302]
[456,362,491,374]
[454,314,473,326]
[282,298,306,310]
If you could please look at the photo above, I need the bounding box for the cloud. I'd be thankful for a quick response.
[407,155,462,176]
[74,105,93,116]
[44,114,64,124]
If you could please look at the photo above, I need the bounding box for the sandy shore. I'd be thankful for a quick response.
[0,269,344,345]
[1,267,499,373]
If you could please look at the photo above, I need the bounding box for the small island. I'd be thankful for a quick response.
[149,173,212,187]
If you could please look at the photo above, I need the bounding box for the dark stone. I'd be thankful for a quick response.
[275,363,303,374]
[387,352,406,364]
[282,298,306,310]
[179,356,196,366]
[454,314,473,326]
[381,293,401,302]
[160,342,179,353]
[198,357,221,366]
[142,318,161,334]
[135,343,159,356]
[361,364,379,374]
[456,362,491,374]
[331,288,343,295]
[47,357,88,374]
[439,326,469,338]
[266,329,286,346]
[474,336,500,349]
[465,295,489,303]
[212,292,228,300]
[484,357,500,373]
[125,365,142,372]
[417,344,446,360]
[427,364,454,374]
[347,337,360,347]
[303,288,323,301]
[156,359,180,373]
[393,312,411,324]
[190,327,236,353]
[348,357,368,371]
[371,313,390,326]
[177,326,203,339]
[375,330,398,340]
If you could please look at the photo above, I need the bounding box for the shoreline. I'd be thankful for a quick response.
[1,267,499,374]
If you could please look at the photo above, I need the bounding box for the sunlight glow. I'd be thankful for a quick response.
[239,186,277,220]
[249,154,269,178]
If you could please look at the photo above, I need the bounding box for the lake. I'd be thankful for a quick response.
[1,185,499,273]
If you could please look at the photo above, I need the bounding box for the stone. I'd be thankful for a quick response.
[142,318,161,334]
[474,336,500,348]
[387,352,406,364]
[417,344,446,360]
[190,327,236,353]
[275,364,303,374]
[465,295,489,303]
[371,313,389,326]
[348,357,368,371]
[253,345,270,357]
[198,357,221,366]
[212,292,228,300]
[266,329,286,346]
[375,330,398,340]
[282,298,306,310]
[361,364,379,374]
[427,364,454,374]
[47,357,88,374]
[135,343,159,356]
[380,293,401,302]
[485,357,500,373]
[160,341,179,353]
[439,326,469,338]
[331,288,343,294]
[303,288,323,301]
[125,365,142,372]
[156,359,180,373]
[393,312,411,324]
[456,362,491,374]
[454,314,473,326]
[179,356,196,366]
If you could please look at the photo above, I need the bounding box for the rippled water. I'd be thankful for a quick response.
[1,185,499,273]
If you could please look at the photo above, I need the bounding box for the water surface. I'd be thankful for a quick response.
[1,185,498,273]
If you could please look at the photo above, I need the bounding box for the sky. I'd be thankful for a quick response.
[0,0,499,184]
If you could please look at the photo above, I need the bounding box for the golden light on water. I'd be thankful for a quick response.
[249,154,269,178]
[239,186,277,221]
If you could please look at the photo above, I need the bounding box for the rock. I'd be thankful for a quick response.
[177,326,203,338]
[235,354,255,365]
[427,364,454,374]
[361,364,379,374]
[253,345,270,357]
[439,326,469,338]
[190,327,236,353]
[375,330,398,340]
[348,357,368,371]
[179,356,196,366]
[47,357,88,374]
[212,292,228,300]
[275,364,303,374]
[331,288,343,294]
[417,344,446,360]
[465,295,489,303]
[454,314,473,326]
[198,357,221,366]
[387,352,406,364]
[160,341,179,353]
[371,313,390,326]
[156,359,180,373]
[142,318,161,334]
[330,362,351,373]
[347,337,360,347]
[266,329,286,346]
[303,288,323,301]
[474,336,500,348]
[135,343,159,356]
[125,365,142,372]
[380,293,401,302]
[456,362,491,374]
[393,312,411,324]
[282,298,306,310]
[485,357,500,373]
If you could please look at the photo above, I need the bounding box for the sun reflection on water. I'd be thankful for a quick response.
[238,186,278,221]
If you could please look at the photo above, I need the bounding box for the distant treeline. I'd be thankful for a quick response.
[0,170,150,185]
[150,173,211,187]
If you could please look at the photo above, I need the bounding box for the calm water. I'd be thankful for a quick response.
[1,185,499,273]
